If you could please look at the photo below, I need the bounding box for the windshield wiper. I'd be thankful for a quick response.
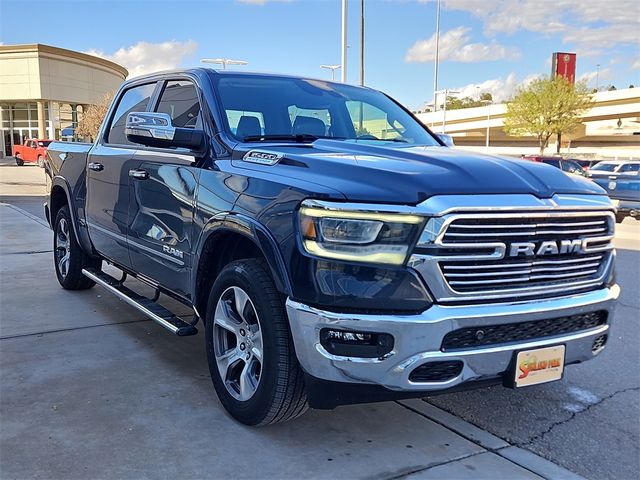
[242,134,330,143]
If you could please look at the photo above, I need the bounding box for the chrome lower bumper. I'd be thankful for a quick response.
[286,285,619,392]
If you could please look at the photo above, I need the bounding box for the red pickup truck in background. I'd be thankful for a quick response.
[12,139,53,167]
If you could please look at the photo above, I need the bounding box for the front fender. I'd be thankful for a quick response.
[192,212,293,307]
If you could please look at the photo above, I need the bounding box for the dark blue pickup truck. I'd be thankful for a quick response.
[588,160,640,222]
[45,69,619,425]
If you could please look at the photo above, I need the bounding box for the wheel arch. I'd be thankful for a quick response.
[49,177,86,251]
[193,213,293,319]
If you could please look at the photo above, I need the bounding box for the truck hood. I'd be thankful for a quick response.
[233,140,605,204]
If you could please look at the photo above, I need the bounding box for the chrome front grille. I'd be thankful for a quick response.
[410,209,615,302]
[441,253,605,291]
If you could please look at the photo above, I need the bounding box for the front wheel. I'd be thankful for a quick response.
[205,259,307,426]
[37,155,44,168]
[15,155,24,166]
[615,213,626,224]
[53,205,100,289]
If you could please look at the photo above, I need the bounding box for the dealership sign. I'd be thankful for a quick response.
[551,52,577,84]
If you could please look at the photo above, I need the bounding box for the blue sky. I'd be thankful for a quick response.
[1,0,638,109]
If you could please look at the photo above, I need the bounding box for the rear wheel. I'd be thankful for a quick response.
[37,155,44,168]
[15,155,24,166]
[53,205,100,290]
[205,259,307,425]
[615,213,626,224]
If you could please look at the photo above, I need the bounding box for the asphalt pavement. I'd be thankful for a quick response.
[1,159,638,479]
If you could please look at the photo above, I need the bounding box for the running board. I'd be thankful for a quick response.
[82,268,198,336]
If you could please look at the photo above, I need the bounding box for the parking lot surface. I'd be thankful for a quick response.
[1,160,637,479]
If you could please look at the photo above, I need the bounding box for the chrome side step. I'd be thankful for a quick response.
[82,268,198,336]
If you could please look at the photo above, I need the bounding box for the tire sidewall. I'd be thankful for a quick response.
[205,261,286,425]
[37,156,44,168]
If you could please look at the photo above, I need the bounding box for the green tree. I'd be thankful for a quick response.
[76,91,115,140]
[504,77,592,155]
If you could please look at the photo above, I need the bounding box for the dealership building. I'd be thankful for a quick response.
[0,44,127,158]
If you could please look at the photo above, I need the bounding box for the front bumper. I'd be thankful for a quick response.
[286,285,619,392]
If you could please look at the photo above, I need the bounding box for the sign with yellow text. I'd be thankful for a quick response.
[515,345,565,388]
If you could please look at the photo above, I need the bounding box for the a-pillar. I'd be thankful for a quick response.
[37,100,46,139]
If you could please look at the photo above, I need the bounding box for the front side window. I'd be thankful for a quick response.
[155,80,201,129]
[215,74,439,146]
[544,159,560,168]
[107,83,156,145]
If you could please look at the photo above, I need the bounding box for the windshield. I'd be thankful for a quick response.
[214,74,439,145]
[590,163,618,172]
[38,141,52,147]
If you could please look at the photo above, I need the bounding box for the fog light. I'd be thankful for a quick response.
[320,328,394,358]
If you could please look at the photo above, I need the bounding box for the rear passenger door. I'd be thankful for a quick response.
[127,79,203,299]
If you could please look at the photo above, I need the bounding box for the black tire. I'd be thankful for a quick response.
[205,259,307,426]
[615,213,626,224]
[15,155,24,166]
[37,155,44,168]
[53,205,100,290]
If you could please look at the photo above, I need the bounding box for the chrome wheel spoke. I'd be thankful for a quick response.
[217,348,242,374]
[233,287,251,321]
[238,361,258,401]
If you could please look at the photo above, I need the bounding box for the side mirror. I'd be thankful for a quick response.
[435,133,455,147]
[125,112,204,150]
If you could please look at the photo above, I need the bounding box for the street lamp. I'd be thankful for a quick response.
[320,64,342,81]
[341,0,348,83]
[479,99,492,153]
[433,0,442,110]
[201,58,249,70]
[434,88,459,133]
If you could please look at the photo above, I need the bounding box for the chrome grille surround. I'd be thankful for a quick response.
[409,194,615,303]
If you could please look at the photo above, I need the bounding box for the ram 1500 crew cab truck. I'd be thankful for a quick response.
[45,69,619,425]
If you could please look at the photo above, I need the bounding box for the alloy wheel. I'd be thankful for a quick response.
[213,286,264,401]
[55,217,70,279]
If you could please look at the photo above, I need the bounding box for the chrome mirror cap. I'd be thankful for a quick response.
[125,112,175,140]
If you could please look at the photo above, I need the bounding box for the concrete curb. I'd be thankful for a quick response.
[397,399,586,480]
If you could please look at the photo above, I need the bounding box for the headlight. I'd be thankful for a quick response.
[299,202,424,265]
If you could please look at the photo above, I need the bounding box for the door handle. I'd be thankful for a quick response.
[88,162,104,172]
[129,169,149,180]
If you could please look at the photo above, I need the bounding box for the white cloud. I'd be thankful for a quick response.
[578,67,611,86]
[85,40,198,78]
[632,59,640,70]
[437,0,639,53]
[405,27,520,63]
[448,72,542,103]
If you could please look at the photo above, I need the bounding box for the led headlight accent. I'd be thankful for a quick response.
[299,205,424,265]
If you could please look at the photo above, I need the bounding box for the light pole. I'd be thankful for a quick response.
[433,0,441,110]
[320,64,341,81]
[341,0,348,83]
[434,88,459,133]
[201,58,249,70]
[479,99,492,152]
[360,0,365,86]
[595,63,601,91]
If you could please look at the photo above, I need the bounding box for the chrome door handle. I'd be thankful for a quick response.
[129,169,149,180]
[88,162,104,172]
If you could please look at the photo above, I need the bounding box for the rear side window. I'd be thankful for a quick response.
[107,83,156,145]
[619,163,639,173]
[155,80,201,128]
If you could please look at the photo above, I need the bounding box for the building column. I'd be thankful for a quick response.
[71,104,78,140]
[37,100,46,139]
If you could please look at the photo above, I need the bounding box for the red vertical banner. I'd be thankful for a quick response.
[551,52,577,84]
